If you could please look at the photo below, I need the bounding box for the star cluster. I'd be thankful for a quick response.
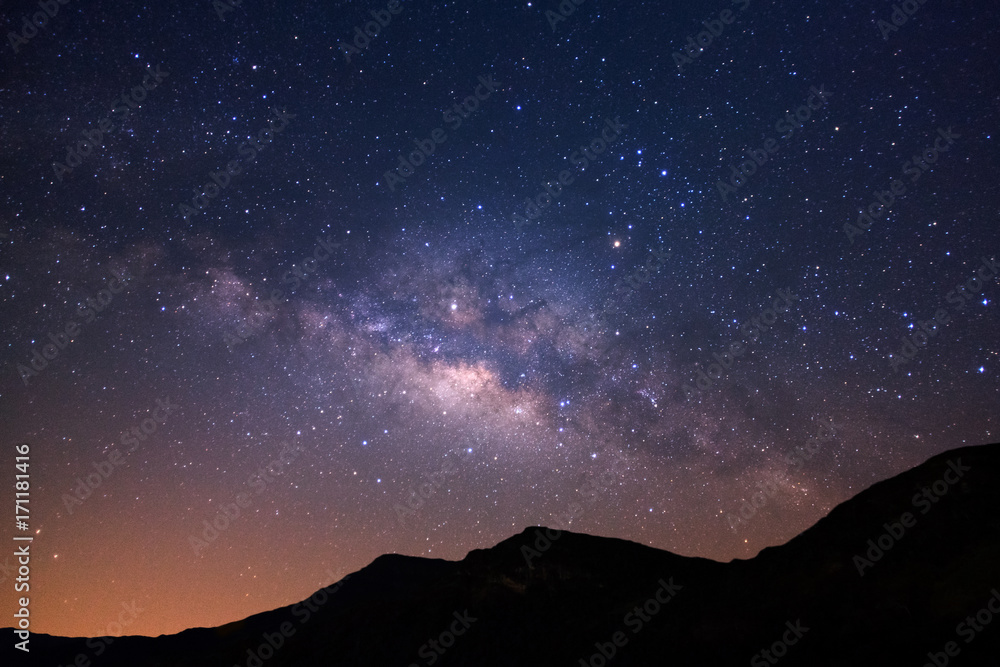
[0,0,997,637]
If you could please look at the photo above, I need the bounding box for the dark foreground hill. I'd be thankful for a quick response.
[7,443,1000,666]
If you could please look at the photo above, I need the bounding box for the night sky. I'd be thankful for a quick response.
[2,0,998,639]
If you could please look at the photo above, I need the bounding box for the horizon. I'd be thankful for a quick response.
[4,434,996,640]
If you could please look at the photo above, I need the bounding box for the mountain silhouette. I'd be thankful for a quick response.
[6,443,1000,666]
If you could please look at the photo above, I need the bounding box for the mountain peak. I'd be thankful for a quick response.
[8,442,1000,666]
